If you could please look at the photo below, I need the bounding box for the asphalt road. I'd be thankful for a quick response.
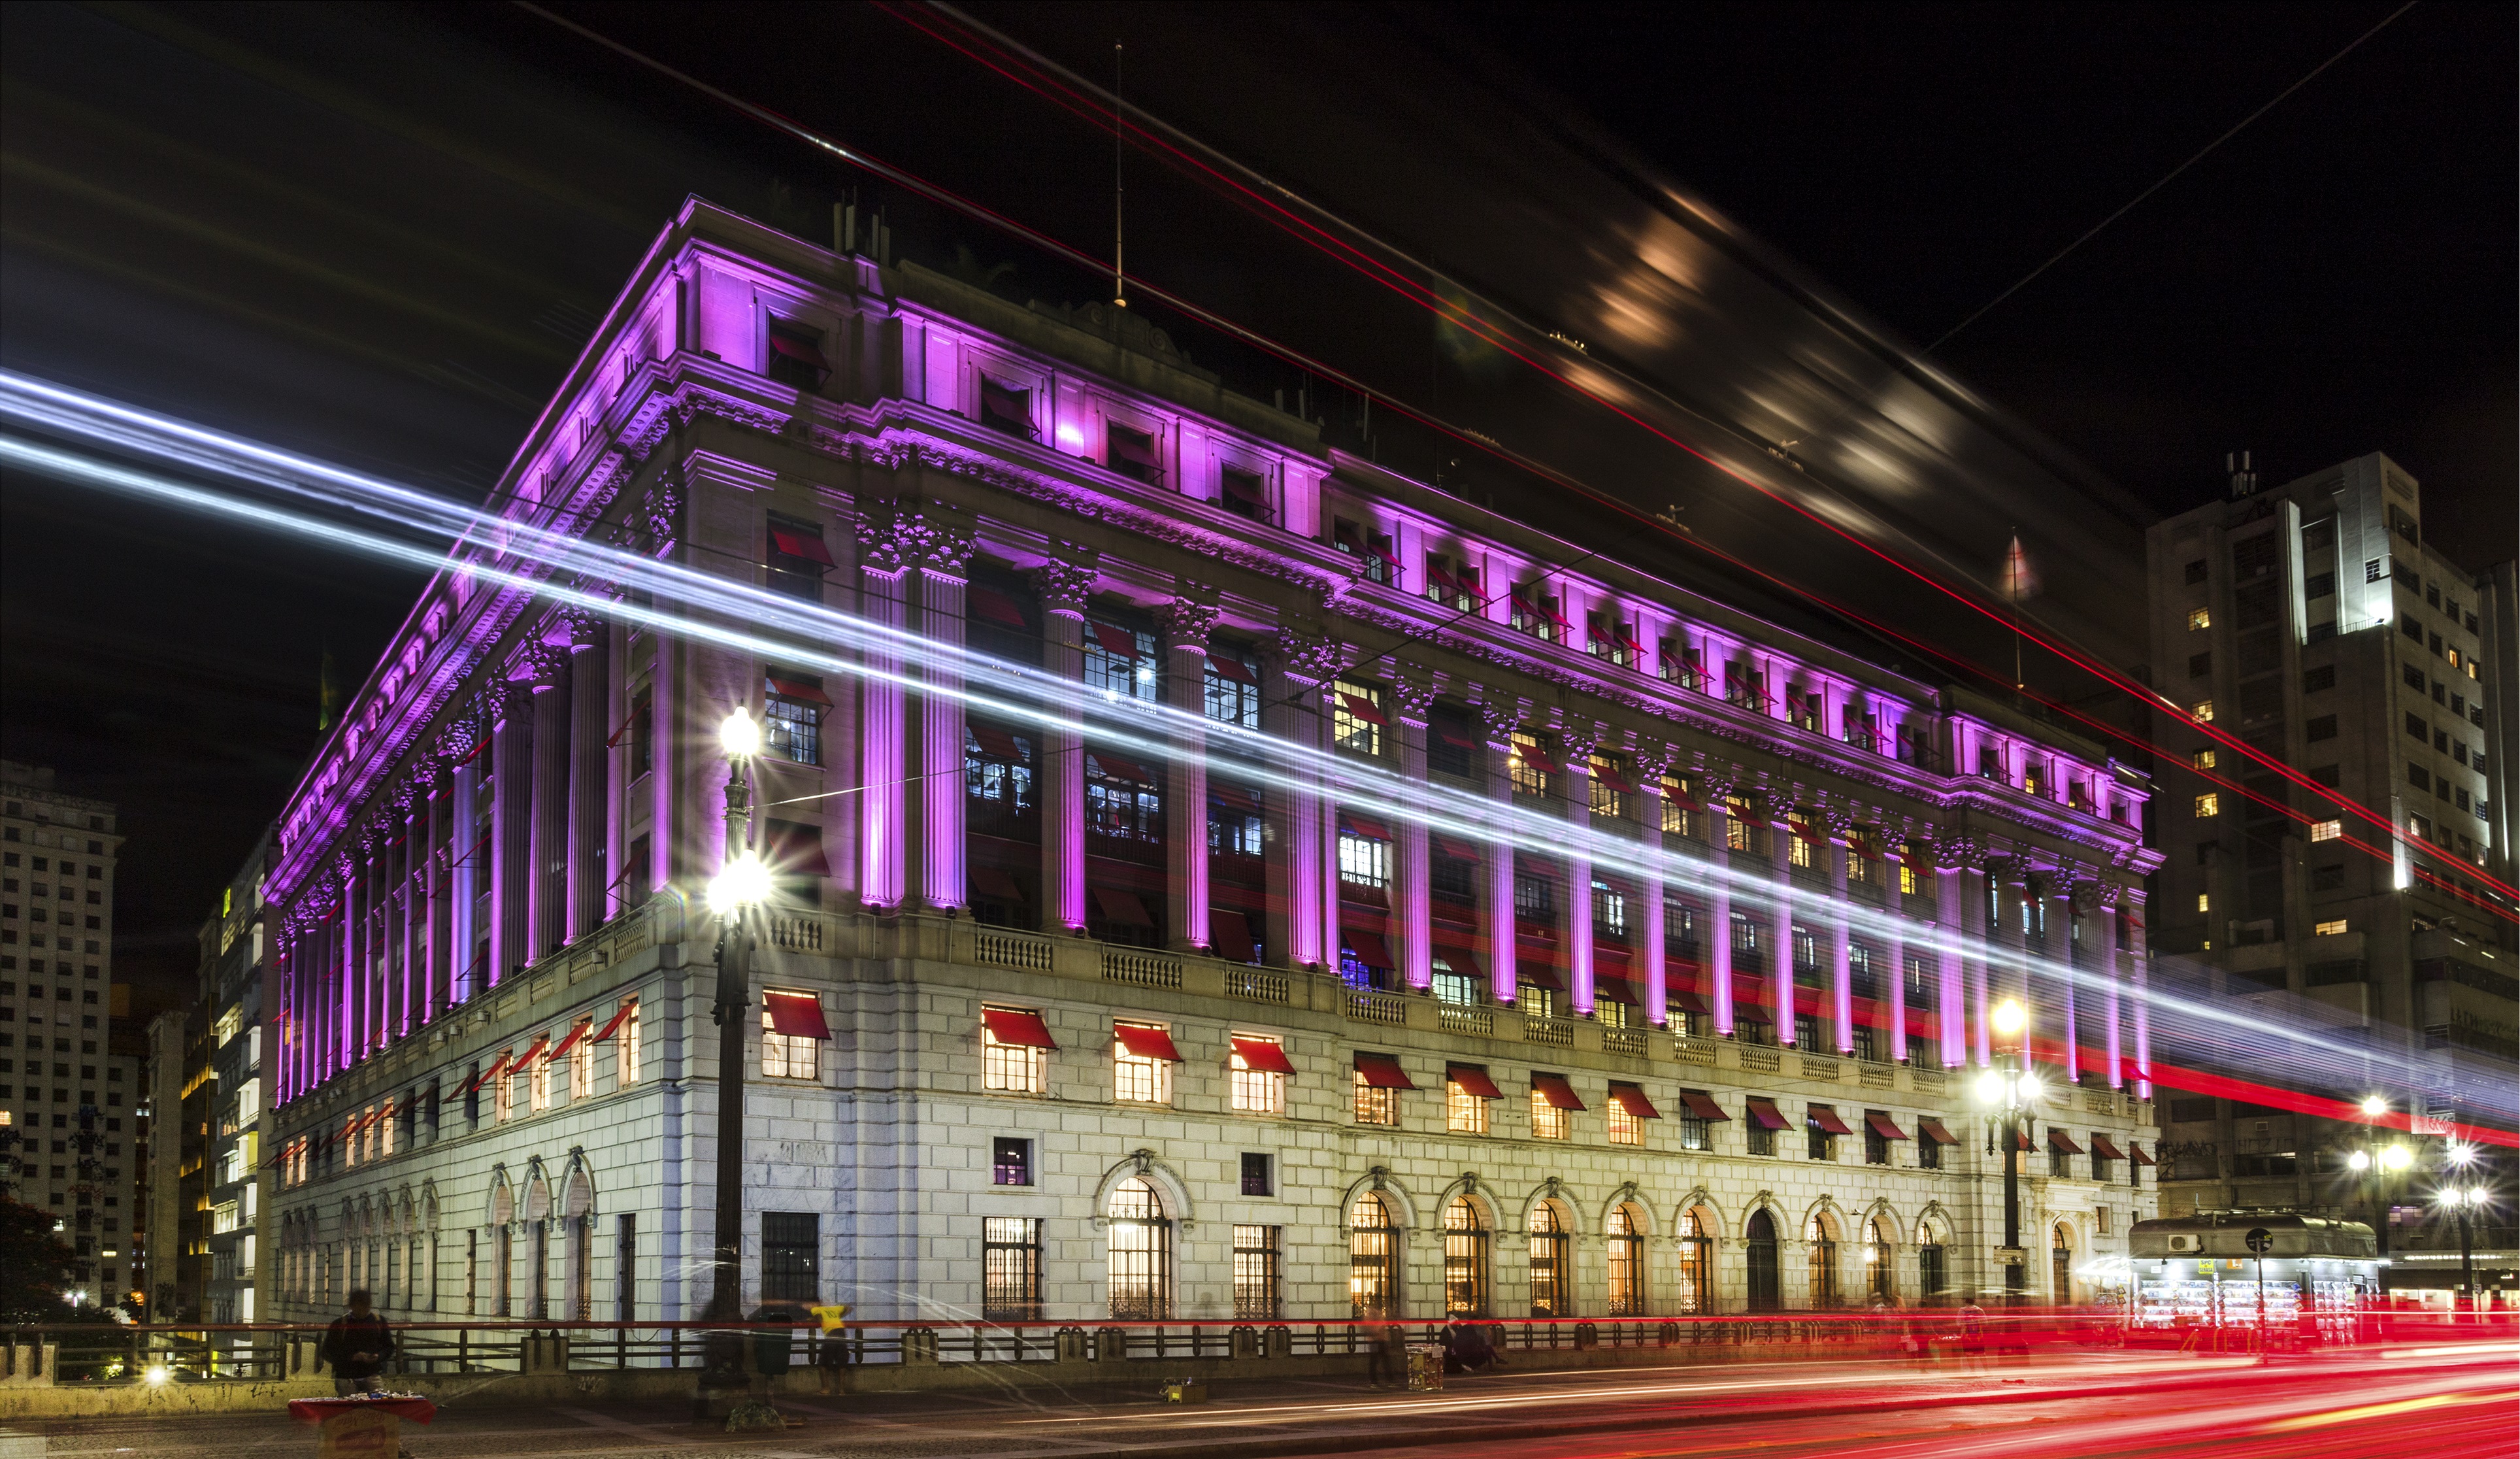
[10,1342,2513,1458]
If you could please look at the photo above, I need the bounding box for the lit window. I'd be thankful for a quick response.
[1898,865,1921,896]
[493,1050,516,1123]
[1337,830,1391,889]
[616,1000,641,1086]
[763,676,826,765]
[1529,1086,1570,1141]
[2310,819,2341,842]
[1115,1024,1172,1104]
[761,998,821,1081]
[2187,607,2211,631]
[1789,833,1817,869]
[1230,1037,1285,1115]
[2314,919,2349,937]
[568,1021,594,1101]
[2197,894,2210,913]
[1507,732,1551,798]
[2194,794,2220,818]
[1607,1101,1643,1147]
[1333,680,1386,755]
[984,1008,1048,1094]
[2192,700,2215,722]
[1446,1075,1489,1135]
[1353,1067,1401,1126]
[2193,748,2217,769]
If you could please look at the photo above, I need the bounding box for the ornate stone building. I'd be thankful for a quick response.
[263,200,2161,1332]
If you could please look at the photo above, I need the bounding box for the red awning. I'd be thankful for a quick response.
[1918,1120,1960,1146]
[1091,887,1153,926]
[969,724,1027,760]
[765,821,832,877]
[1608,1082,1661,1119]
[1745,1096,1791,1130]
[1677,1090,1732,1122]
[1209,782,1261,811]
[767,333,830,371]
[2089,1133,2127,1161]
[1596,976,1640,1007]
[766,675,833,707]
[1337,693,1389,726]
[1662,782,1704,812]
[769,527,835,565]
[1353,1051,1416,1089]
[1808,1103,1855,1135]
[1108,429,1159,465]
[1433,835,1483,862]
[550,1019,593,1061]
[1447,1064,1503,1099]
[2048,1129,2085,1156]
[1429,564,1462,593]
[971,866,1025,902]
[1116,1024,1183,1062]
[1433,945,1485,982]
[2130,1143,2157,1166]
[1088,622,1140,657]
[1231,1036,1295,1075]
[1344,931,1395,969]
[980,378,1027,420]
[591,1001,636,1043]
[982,1007,1057,1049]
[1866,1112,1911,1141]
[1207,651,1255,684]
[763,991,831,1040]
[1592,765,1634,793]
[969,586,1029,628]
[1209,909,1259,960]
[1667,989,1710,1015]
[1433,722,1480,748]
[1516,964,1565,992]
[1532,1072,1586,1111]
[1339,812,1391,841]
[518,1032,552,1066]
[1086,752,1152,784]
[1514,745,1561,774]
[1221,471,1267,504]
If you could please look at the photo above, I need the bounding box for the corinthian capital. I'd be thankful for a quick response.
[1029,544,1101,614]
[1158,581,1222,648]
[1274,627,1344,687]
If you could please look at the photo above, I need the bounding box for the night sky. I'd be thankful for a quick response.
[2,1,2508,1013]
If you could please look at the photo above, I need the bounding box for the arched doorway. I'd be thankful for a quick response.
[1676,1208,1715,1315]
[2051,1222,2074,1305]
[1867,1217,1897,1305]
[1917,1217,1949,1301]
[1606,1205,1647,1316]
[1106,1177,1172,1319]
[1746,1210,1780,1312]
[1444,1196,1489,1316]
[1806,1213,1840,1309]
[1529,1202,1571,1318]
[1350,1192,1399,1319]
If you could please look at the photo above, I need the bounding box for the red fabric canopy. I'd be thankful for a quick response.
[1208,782,1261,811]
[1745,1096,1791,1130]
[763,991,831,1040]
[1091,887,1153,926]
[1337,693,1389,726]
[767,333,829,370]
[1433,835,1483,862]
[462,1055,503,1096]
[1667,990,1711,1015]
[1433,945,1485,982]
[2048,1128,2085,1155]
[982,1007,1057,1049]
[969,724,1027,760]
[1446,1065,1503,1098]
[1339,812,1391,841]
[591,1001,637,1043]
[2130,1142,2157,1166]
[768,527,835,565]
[1608,1082,1661,1119]
[1088,622,1139,657]
[1353,1052,1415,1089]
[1808,1103,1855,1135]
[970,866,1025,902]
[766,675,832,706]
[1344,931,1395,969]
[1231,1036,1295,1075]
[969,586,1029,628]
[1532,1072,1586,1111]
[1086,752,1152,784]
[1115,1024,1183,1062]
[1677,1090,1731,1122]
[1221,471,1267,504]
[2089,1133,2127,1161]
[1595,976,1640,1007]
[1108,428,1159,465]
[1516,965,1565,992]
[1514,744,1561,773]
[1866,1112,1911,1141]
[1207,651,1256,684]
[549,1019,593,1061]
[1919,1119,1960,1146]
[1208,909,1259,960]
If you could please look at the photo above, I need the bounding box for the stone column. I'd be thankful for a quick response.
[444,717,484,1009]
[1768,797,1795,1043]
[854,522,912,911]
[337,851,361,1068]
[913,516,976,914]
[1954,848,1990,1065]
[1931,842,1967,1067]
[1703,771,1736,1036]
[1634,746,1676,1026]
[1993,860,2031,1060]
[1389,670,1437,990]
[2125,890,2151,1098]
[1561,724,1600,1016]
[565,610,610,941]
[1823,808,1854,1053]
[2097,884,2124,1088]
[400,787,427,1040]
[1474,691,1523,1004]
[527,639,572,964]
[1276,629,1343,969]
[489,676,534,988]
[1161,586,1219,952]
[1031,552,1097,933]
[2055,880,2082,1084]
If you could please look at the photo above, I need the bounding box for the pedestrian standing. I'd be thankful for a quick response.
[1364,1319,1402,1389]
[320,1288,397,1396]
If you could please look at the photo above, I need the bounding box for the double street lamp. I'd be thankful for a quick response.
[1976,998,2042,1305]
[2346,1095,2413,1260]
[2440,1142,2489,1316]
[701,707,769,1396]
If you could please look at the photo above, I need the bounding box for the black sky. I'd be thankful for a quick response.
[1,1,2508,1011]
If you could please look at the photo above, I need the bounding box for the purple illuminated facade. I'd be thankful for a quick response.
[263,201,2161,1328]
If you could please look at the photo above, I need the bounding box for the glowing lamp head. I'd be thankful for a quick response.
[718,705,761,760]
[2347,1149,2371,1172]
[144,1364,170,1386]
[1975,1070,2007,1105]
[1991,1000,2026,1037]
[2444,1141,2476,1168]
[2360,1096,2387,1119]
[2380,1145,2412,1172]
[706,853,772,916]
[2017,1073,2044,1104]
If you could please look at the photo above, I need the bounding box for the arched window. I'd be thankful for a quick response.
[1529,1203,1571,1318]
[1106,1177,1172,1319]
[1807,1215,1839,1309]
[1676,1208,1714,1315]
[1867,1217,1896,1304]
[1606,1205,1647,1316]
[1350,1192,1399,1319]
[1745,1209,1780,1312]
[1917,1218,1949,1300]
[2051,1222,2074,1305]
[1444,1197,1489,1317]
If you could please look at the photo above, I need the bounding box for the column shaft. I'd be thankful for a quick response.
[1827,835,1852,1052]
[1638,782,1667,1026]
[1163,633,1209,950]
[1478,711,1519,1004]
[1394,709,1432,991]
[859,567,910,909]
[1565,758,1595,1015]
[567,628,610,939]
[529,662,571,961]
[2054,884,2080,1082]
[489,683,534,987]
[1769,816,1794,1042]
[918,561,969,913]
[1041,606,1087,932]
[1707,799,1734,1035]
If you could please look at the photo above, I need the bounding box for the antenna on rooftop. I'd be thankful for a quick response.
[1112,41,1127,310]
[2227,450,2258,497]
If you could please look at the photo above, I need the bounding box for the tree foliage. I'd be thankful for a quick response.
[0,1196,81,1321]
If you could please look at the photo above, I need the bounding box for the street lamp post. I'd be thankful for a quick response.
[1977,999,2040,1309]
[2444,1143,2482,1318]
[699,707,769,1405]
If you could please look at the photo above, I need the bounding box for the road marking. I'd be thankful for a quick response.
[2259,1389,2511,1432]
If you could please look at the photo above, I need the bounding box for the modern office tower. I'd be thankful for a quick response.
[0,760,135,1309]
[259,201,2161,1332]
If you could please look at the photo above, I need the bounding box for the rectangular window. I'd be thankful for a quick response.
[1107,423,1161,485]
[2191,699,2215,722]
[1232,1226,1282,1320]
[616,1000,641,1086]
[765,512,829,601]
[761,1212,818,1302]
[1508,732,1551,798]
[2187,607,2211,630]
[1084,754,1163,843]
[1446,1075,1491,1134]
[1806,1112,1837,1162]
[1084,621,1159,701]
[1746,1117,1777,1157]
[1354,1069,1400,1126]
[965,724,1036,822]
[1220,466,1270,524]
[1510,584,1563,643]
[1114,1024,1172,1104]
[1607,1101,1643,1146]
[982,1217,1042,1322]
[1337,831,1392,890]
[1332,680,1386,756]
[568,1022,594,1101]
[993,1137,1031,1186]
[1529,1086,1570,1141]
[1591,880,1627,938]
[2313,918,2348,936]
[761,999,821,1081]
[2194,794,2220,818]
[763,677,825,766]
[1514,873,1555,919]
[1204,648,1261,728]
[1230,1036,1286,1115]
[1240,1152,1273,1197]
[2310,818,2341,842]
[493,1050,515,1124]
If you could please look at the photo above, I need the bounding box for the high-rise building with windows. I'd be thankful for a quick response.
[2144,455,2517,1256]
[194,829,278,1334]
[0,760,135,1309]
[259,201,2160,1332]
